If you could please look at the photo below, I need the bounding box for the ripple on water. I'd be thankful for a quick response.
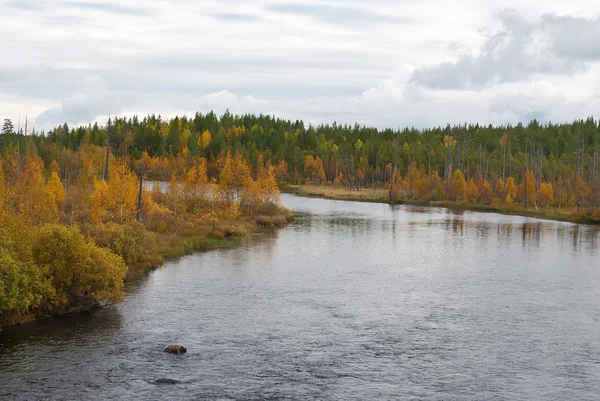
[1,194,600,400]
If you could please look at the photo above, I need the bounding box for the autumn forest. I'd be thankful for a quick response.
[1,111,600,328]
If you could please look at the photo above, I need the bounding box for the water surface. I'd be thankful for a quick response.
[1,194,600,400]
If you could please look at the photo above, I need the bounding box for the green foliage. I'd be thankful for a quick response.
[80,221,157,266]
[0,242,42,317]
[31,225,127,314]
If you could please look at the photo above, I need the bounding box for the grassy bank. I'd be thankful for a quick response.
[129,210,294,273]
[0,207,293,331]
[282,185,599,225]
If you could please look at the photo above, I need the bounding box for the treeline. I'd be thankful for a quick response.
[3,111,598,212]
[0,120,286,328]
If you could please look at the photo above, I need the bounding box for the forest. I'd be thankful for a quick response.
[2,111,598,211]
[0,115,289,329]
[1,111,600,327]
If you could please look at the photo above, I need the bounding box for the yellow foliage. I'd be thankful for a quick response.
[32,224,127,312]
[16,159,57,225]
[537,182,554,208]
[199,130,212,149]
[45,172,65,221]
[181,128,192,145]
[275,160,288,182]
[495,178,505,198]
[90,160,138,223]
[0,159,5,215]
[466,179,478,203]
[505,176,517,203]
[518,171,537,205]
[450,170,467,201]
[479,179,492,202]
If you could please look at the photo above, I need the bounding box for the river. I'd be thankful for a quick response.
[1,194,600,400]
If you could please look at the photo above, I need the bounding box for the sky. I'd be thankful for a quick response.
[1,0,600,132]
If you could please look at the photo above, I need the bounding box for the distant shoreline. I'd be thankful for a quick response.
[281,185,600,225]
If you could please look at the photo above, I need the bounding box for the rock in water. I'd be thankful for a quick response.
[164,344,187,354]
[155,378,181,385]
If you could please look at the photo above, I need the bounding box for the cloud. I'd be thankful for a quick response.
[211,12,261,22]
[5,0,150,16]
[267,2,407,25]
[35,75,132,128]
[411,9,580,90]
[541,14,600,60]
[195,90,270,115]
[0,64,92,99]
[62,1,151,16]
[4,0,42,11]
[3,1,600,132]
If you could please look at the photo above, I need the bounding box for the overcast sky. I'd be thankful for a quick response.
[2,0,600,131]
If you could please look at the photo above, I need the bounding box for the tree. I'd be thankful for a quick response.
[478,179,492,202]
[0,159,6,216]
[199,130,212,150]
[494,178,505,199]
[304,155,316,181]
[404,161,420,199]
[46,171,65,221]
[313,156,326,184]
[466,179,478,203]
[275,160,289,182]
[519,171,536,207]
[2,119,14,135]
[90,159,138,223]
[505,176,517,204]
[257,166,280,204]
[219,151,234,203]
[537,182,554,208]
[159,122,169,154]
[17,159,55,225]
[450,170,467,201]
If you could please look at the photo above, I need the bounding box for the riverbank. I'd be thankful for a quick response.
[281,185,600,225]
[129,209,294,273]
[0,207,294,331]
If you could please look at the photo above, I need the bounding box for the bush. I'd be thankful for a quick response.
[32,225,127,314]
[0,243,42,317]
[80,221,157,266]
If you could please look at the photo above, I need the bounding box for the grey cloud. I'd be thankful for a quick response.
[35,75,132,128]
[4,0,42,11]
[411,9,578,90]
[541,14,600,60]
[211,12,261,22]
[5,0,150,16]
[0,64,91,99]
[61,1,151,16]
[267,2,408,24]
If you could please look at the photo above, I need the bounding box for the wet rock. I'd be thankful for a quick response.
[164,344,187,354]
[154,378,181,385]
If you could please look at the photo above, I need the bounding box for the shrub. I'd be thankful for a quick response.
[0,243,42,317]
[80,221,157,266]
[32,225,127,314]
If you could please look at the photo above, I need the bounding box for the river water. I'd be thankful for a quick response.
[1,194,600,400]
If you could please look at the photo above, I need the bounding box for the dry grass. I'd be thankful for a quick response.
[255,214,289,226]
[290,185,388,203]
[283,185,599,225]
